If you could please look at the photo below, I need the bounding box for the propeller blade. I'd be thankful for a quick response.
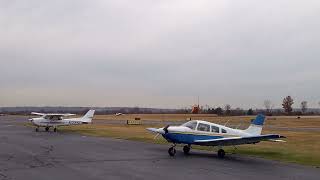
[147,128,165,135]
[153,133,160,139]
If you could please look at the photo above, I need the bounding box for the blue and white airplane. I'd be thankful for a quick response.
[147,114,285,158]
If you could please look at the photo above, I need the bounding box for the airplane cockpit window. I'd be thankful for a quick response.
[211,126,219,133]
[181,121,197,130]
[221,129,227,133]
[44,116,61,120]
[197,123,210,132]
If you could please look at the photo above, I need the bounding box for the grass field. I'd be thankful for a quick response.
[58,114,320,167]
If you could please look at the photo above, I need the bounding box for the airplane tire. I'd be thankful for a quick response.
[54,128,57,132]
[45,127,49,132]
[183,145,190,155]
[168,147,176,156]
[218,149,225,158]
[35,128,39,132]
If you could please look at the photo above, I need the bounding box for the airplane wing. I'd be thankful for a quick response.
[194,134,285,146]
[31,112,46,116]
[31,112,75,117]
[45,113,76,116]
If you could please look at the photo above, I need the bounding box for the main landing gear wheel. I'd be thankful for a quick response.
[183,145,191,155]
[54,128,57,132]
[168,147,176,156]
[45,127,49,132]
[217,149,225,158]
[35,127,39,132]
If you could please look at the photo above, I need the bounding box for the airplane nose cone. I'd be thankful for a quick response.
[28,118,33,122]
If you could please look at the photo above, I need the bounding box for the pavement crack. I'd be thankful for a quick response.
[27,155,54,169]
[0,172,10,180]
[40,145,54,155]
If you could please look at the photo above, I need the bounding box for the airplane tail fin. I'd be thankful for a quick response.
[243,114,265,135]
[81,110,95,123]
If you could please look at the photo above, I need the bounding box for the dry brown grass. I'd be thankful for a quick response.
[93,114,320,128]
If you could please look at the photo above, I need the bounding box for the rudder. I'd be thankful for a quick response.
[244,114,265,135]
[81,110,95,123]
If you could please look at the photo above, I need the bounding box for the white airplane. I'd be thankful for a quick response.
[115,113,124,116]
[29,110,95,132]
[147,114,285,158]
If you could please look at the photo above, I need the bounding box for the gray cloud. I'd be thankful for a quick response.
[1,0,320,108]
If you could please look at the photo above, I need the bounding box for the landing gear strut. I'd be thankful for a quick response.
[168,144,176,156]
[183,145,191,155]
[217,149,225,158]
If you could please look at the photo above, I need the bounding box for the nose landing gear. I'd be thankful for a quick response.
[168,144,176,156]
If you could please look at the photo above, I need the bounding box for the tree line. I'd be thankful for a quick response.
[200,96,320,116]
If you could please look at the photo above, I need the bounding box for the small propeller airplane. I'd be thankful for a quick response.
[147,114,285,158]
[29,110,95,132]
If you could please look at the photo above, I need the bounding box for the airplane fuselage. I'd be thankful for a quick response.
[162,123,251,145]
[31,117,87,127]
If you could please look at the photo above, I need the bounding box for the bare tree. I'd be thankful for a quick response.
[282,96,294,114]
[264,100,273,113]
[225,104,231,115]
[301,101,308,114]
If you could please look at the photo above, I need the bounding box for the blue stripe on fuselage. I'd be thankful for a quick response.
[163,133,223,144]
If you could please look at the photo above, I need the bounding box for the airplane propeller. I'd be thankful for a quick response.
[147,125,170,139]
[163,125,170,134]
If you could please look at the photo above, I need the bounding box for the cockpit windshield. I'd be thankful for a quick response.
[181,121,198,130]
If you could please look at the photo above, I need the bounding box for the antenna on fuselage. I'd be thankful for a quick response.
[235,118,246,129]
[224,120,230,127]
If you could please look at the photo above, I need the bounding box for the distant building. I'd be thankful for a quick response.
[191,105,200,114]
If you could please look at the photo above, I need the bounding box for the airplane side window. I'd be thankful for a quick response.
[211,126,219,133]
[222,129,227,133]
[197,123,210,132]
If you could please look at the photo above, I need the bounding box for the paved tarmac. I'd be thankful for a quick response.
[0,116,319,180]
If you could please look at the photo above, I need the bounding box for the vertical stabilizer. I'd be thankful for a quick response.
[81,110,95,123]
[243,114,265,135]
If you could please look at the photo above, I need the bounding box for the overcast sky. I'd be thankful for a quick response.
[1,0,320,109]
